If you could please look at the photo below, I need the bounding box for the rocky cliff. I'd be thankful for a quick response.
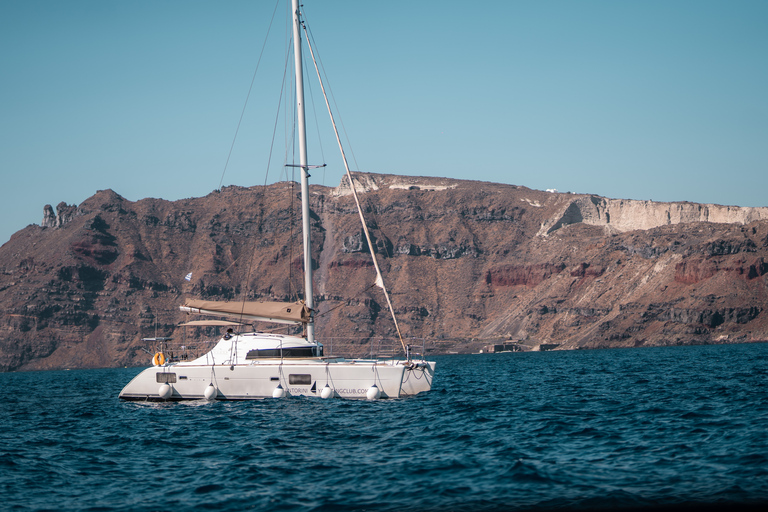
[2,174,767,371]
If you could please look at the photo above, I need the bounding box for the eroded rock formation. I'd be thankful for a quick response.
[41,202,80,229]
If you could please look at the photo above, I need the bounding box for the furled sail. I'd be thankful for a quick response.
[178,320,244,327]
[180,299,311,325]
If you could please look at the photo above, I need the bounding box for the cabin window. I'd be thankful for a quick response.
[156,373,177,383]
[289,374,312,385]
[245,347,317,359]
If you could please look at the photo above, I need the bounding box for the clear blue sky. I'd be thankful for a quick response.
[1,0,767,245]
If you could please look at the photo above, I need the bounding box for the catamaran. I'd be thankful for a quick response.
[119,0,435,401]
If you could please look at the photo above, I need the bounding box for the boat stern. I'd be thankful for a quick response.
[398,360,436,396]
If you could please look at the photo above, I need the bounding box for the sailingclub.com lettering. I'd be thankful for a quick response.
[288,387,369,395]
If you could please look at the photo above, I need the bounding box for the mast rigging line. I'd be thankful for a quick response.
[300,38,329,181]
[233,36,293,325]
[217,0,282,191]
[301,21,409,358]
[268,37,294,186]
[301,10,362,173]
[312,281,380,321]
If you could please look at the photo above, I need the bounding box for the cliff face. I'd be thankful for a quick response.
[539,195,768,235]
[2,174,768,371]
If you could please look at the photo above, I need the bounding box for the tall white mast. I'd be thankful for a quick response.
[291,0,314,342]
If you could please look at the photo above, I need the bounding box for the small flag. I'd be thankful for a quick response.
[184,272,192,281]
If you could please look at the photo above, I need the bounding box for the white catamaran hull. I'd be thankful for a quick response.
[119,359,435,401]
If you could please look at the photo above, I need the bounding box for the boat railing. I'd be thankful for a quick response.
[368,338,399,359]
[142,338,218,363]
[301,336,433,361]
[404,338,429,361]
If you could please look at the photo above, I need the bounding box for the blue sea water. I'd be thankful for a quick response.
[1,343,767,512]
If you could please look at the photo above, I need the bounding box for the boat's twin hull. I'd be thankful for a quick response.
[119,359,435,401]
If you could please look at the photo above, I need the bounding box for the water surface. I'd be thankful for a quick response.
[2,343,767,511]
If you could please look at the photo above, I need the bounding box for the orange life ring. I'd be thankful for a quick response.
[152,352,166,366]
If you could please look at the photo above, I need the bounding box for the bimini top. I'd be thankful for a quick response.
[180,299,312,325]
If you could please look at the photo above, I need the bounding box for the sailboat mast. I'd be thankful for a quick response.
[291,0,314,342]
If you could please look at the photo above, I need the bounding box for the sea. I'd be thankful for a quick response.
[1,343,767,512]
